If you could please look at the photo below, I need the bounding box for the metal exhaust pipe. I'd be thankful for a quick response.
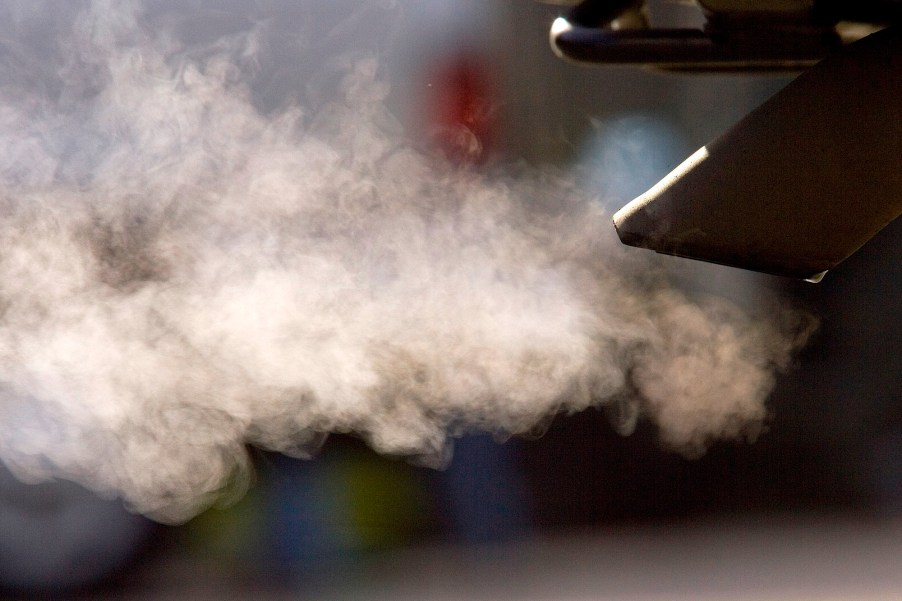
[613,26,902,281]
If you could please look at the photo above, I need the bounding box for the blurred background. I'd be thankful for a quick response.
[0,1,900,599]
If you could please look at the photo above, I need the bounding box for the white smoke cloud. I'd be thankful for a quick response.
[0,1,814,522]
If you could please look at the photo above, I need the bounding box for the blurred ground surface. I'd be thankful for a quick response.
[61,515,902,601]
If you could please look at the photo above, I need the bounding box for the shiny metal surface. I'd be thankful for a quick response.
[613,26,902,279]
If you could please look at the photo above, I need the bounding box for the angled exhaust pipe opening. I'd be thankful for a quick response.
[613,26,902,281]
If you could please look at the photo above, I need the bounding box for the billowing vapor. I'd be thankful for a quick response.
[0,1,813,522]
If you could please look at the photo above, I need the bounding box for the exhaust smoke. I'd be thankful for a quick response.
[0,1,814,522]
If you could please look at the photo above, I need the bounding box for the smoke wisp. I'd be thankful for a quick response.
[0,1,814,522]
